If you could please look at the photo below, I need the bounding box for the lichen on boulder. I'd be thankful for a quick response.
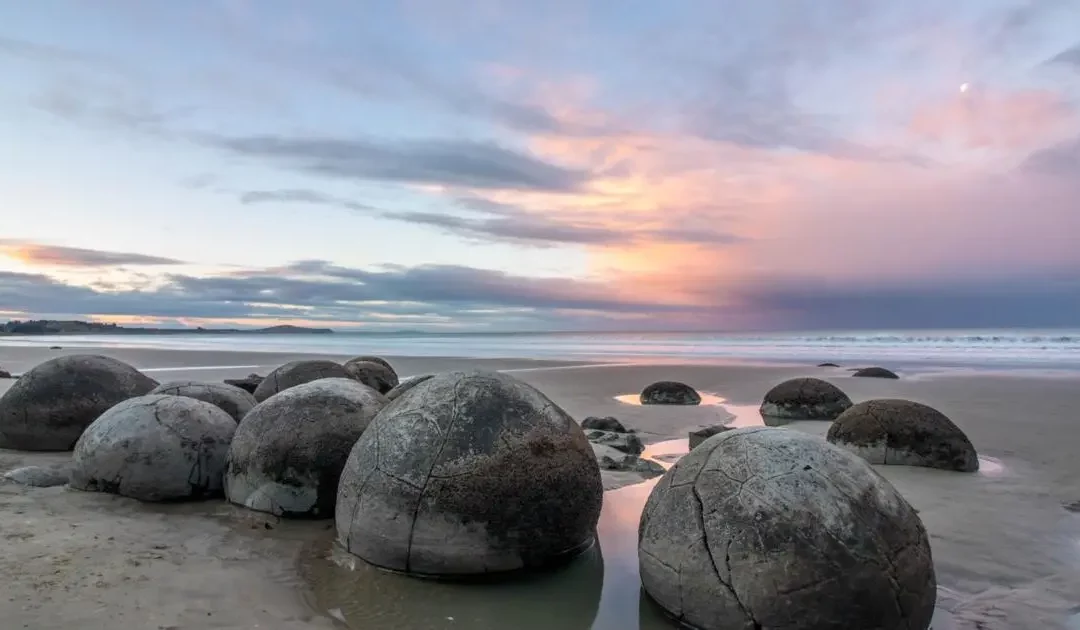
[759,377,852,420]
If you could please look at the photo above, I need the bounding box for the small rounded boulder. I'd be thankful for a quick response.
[759,377,853,420]
[150,380,257,422]
[853,366,900,379]
[225,378,388,518]
[639,427,936,630]
[346,355,396,375]
[253,360,349,402]
[336,370,603,577]
[827,399,979,472]
[343,360,398,394]
[69,394,236,502]
[640,381,701,405]
[0,354,158,451]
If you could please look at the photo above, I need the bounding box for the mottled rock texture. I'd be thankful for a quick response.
[639,427,936,630]
[224,373,264,395]
[336,370,603,577]
[253,360,348,402]
[759,377,853,420]
[386,374,434,401]
[225,378,388,518]
[0,354,158,451]
[853,366,900,379]
[150,380,257,422]
[640,381,702,405]
[69,394,236,502]
[581,416,627,433]
[343,360,398,394]
[827,399,979,472]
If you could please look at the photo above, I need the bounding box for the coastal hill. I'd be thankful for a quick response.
[0,320,334,335]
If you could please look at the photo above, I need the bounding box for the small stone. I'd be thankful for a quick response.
[592,443,664,477]
[586,429,644,455]
[688,424,733,449]
[581,416,627,433]
[640,381,701,405]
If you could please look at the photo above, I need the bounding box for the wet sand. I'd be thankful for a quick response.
[1,348,1079,628]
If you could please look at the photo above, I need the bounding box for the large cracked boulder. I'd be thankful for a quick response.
[853,366,900,379]
[827,399,979,472]
[639,427,936,630]
[150,380,257,422]
[343,360,398,394]
[253,360,348,402]
[225,378,388,518]
[759,377,852,420]
[640,381,701,405]
[0,355,158,451]
[69,394,236,502]
[336,370,603,577]
[385,374,433,401]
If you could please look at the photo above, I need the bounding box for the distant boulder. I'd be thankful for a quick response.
[150,380,257,422]
[224,373,264,395]
[852,367,900,379]
[581,416,627,433]
[385,374,434,401]
[759,377,852,420]
[253,360,348,402]
[345,355,396,375]
[640,381,701,405]
[343,360,398,394]
[817,362,841,368]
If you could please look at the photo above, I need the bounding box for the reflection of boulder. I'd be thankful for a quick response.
[253,360,348,402]
[385,374,433,401]
[639,427,936,630]
[688,425,732,449]
[592,443,664,478]
[3,463,71,487]
[150,380,257,422]
[582,416,627,433]
[759,377,852,420]
[827,399,979,472]
[586,430,644,455]
[342,360,398,394]
[640,381,701,405]
[852,366,900,379]
[224,373,263,395]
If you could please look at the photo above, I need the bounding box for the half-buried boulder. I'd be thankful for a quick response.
[852,366,900,379]
[827,399,978,472]
[336,370,603,577]
[343,360,398,394]
[253,359,348,402]
[225,378,388,518]
[150,380,257,422]
[69,394,236,501]
[759,377,852,420]
[640,381,701,405]
[0,354,158,451]
[688,424,733,449]
[385,374,433,401]
[345,355,396,375]
[639,427,936,630]
[581,416,627,433]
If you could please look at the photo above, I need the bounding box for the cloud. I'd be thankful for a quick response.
[238,188,376,212]
[0,241,184,268]
[1047,43,1080,70]
[1022,135,1080,174]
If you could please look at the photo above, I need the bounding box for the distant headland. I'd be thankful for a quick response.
[0,320,334,335]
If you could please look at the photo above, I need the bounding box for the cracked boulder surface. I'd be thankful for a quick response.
[343,360,399,394]
[853,366,900,379]
[0,354,158,451]
[69,394,236,502]
[386,374,434,402]
[150,380,258,423]
[225,378,388,519]
[827,399,979,472]
[640,381,702,405]
[253,360,349,402]
[335,370,604,578]
[638,427,936,630]
[759,377,853,420]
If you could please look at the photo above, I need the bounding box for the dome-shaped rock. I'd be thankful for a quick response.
[345,355,396,375]
[759,377,852,420]
[336,370,603,577]
[852,366,900,379]
[225,378,388,518]
[639,427,936,630]
[0,354,158,451]
[150,380,257,422]
[343,360,398,394]
[253,360,348,402]
[640,381,701,405]
[827,399,978,472]
[385,374,433,401]
[581,416,627,433]
[69,394,236,501]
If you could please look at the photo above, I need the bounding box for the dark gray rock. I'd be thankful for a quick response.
[253,360,348,402]
[688,424,733,449]
[343,360,398,394]
[0,368,11,379]
[638,427,936,630]
[150,380,257,422]
[0,354,158,451]
[640,381,701,405]
[827,399,979,472]
[345,355,396,376]
[581,416,627,433]
[224,373,264,395]
[1064,500,1080,513]
[336,370,603,577]
[385,374,434,401]
[817,362,841,368]
[2,463,72,487]
[759,377,852,420]
[591,443,664,477]
[852,366,900,379]
[226,378,387,518]
[586,429,644,455]
[69,394,236,502]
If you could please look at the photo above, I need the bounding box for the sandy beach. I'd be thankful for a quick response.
[1,346,1078,629]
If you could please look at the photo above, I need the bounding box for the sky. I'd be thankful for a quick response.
[1,0,1079,332]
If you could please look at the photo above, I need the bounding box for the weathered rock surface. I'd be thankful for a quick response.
[586,429,644,455]
[581,416,627,433]
[69,394,236,502]
[150,380,257,422]
[224,373,264,394]
[253,360,348,402]
[639,427,936,630]
[226,378,387,518]
[640,381,702,405]
[345,355,396,375]
[759,377,853,420]
[336,370,603,577]
[827,399,979,472]
[591,443,664,477]
[0,354,158,451]
[342,360,398,394]
[688,424,733,449]
[852,366,900,379]
[2,463,72,487]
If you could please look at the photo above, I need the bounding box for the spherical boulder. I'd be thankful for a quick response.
[385,374,433,401]
[639,427,936,630]
[853,366,900,379]
[759,377,852,420]
[640,381,701,405]
[253,359,348,402]
[0,354,158,451]
[225,378,388,518]
[336,370,603,577]
[345,355,396,375]
[150,380,257,422]
[827,399,978,472]
[343,360,398,394]
[69,394,236,502]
